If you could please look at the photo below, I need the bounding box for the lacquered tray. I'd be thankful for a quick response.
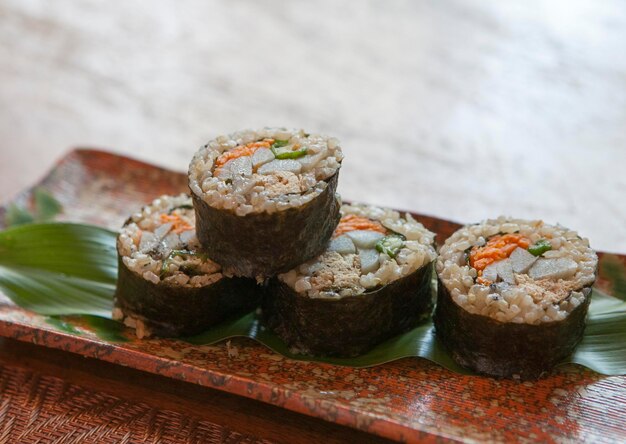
[1,149,624,443]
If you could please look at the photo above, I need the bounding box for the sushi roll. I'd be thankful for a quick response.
[262,204,437,357]
[434,217,598,379]
[188,128,342,278]
[113,194,259,338]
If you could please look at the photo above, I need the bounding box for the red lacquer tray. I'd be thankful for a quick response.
[0,149,624,443]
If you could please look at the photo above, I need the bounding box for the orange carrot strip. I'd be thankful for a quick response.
[476,276,491,286]
[469,234,531,280]
[160,214,179,222]
[214,139,274,174]
[173,225,193,234]
[160,213,193,234]
[333,214,387,237]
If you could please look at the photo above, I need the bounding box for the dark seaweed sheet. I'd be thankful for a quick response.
[114,256,259,337]
[191,172,341,278]
[1,222,624,376]
[433,277,592,379]
[262,262,434,357]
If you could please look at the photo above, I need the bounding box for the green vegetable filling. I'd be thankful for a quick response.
[160,249,207,277]
[271,140,307,159]
[375,234,406,259]
[271,139,290,148]
[528,239,552,256]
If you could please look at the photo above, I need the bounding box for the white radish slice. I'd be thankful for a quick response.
[493,282,511,293]
[509,247,537,273]
[251,148,275,168]
[482,262,498,283]
[328,235,356,254]
[139,232,159,253]
[359,249,380,274]
[227,156,253,177]
[258,159,302,175]
[215,166,232,180]
[345,230,385,249]
[154,222,173,240]
[180,229,196,245]
[162,232,181,253]
[297,151,324,169]
[495,259,516,284]
[529,258,578,280]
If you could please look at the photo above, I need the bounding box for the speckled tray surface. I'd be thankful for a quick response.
[0,149,625,443]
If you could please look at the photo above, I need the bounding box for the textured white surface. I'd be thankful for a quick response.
[0,0,625,252]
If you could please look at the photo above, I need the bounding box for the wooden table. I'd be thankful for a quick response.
[1,1,625,442]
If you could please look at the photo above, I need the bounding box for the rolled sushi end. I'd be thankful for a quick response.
[262,204,438,357]
[188,128,343,278]
[114,194,259,338]
[434,217,598,379]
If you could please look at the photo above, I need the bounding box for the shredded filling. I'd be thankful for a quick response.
[279,204,437,299]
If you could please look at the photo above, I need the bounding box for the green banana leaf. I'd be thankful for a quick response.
[0,223,115,317]
[3,188,63,227]
[0,223,624,375]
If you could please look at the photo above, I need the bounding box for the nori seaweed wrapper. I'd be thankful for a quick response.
[114,256,259,337]
[262,262,434,357]
[433,278,592,379]
[191,172,341,278]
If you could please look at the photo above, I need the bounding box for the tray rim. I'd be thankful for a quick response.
[1,147,624,443]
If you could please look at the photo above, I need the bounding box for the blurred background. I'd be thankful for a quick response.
[1,0,625,252]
